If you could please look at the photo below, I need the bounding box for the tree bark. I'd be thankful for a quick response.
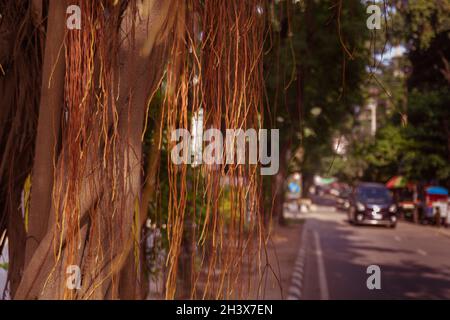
[118,101,164,300]
[24,0,66,268]
[15,0,178,300]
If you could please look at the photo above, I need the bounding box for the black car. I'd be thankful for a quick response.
[336,187,352,211]
[348,183,398,228]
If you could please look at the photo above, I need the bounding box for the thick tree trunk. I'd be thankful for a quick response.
[118,102,164,300]
[117,0,178,300]
[24,0,66,267]
[15,0,178,300]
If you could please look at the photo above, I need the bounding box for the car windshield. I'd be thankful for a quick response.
[357,186,392,203]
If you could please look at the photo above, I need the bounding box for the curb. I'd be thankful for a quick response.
[287,222,309,300]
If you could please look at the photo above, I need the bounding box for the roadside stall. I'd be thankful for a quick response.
[423,186,448,225]
[386,176,418,221]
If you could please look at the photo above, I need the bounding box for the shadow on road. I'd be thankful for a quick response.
[303,213,450,300]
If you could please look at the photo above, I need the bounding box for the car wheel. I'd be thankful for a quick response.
[389,223,397,229]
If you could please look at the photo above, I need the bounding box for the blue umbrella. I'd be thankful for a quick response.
[426,186,449,196]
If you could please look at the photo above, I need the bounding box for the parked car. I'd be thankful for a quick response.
[348,182,398,228]
[336,187,351,211]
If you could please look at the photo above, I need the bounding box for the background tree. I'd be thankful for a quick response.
[264,0,368,220]
[333,0,450,189]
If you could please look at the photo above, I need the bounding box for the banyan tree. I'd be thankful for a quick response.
[0,0,271,299]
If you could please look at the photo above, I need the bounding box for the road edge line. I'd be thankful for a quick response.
[313,230,330,300]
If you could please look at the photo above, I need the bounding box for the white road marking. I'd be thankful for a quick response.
[417,249,428,256]
[313,231,330,300]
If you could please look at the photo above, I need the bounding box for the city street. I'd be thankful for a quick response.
[288,207,450,300]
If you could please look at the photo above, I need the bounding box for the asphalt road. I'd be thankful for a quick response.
[288,206,450,300]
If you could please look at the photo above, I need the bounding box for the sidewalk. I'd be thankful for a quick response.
[187,219,305,300]
[247,219,305,300]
